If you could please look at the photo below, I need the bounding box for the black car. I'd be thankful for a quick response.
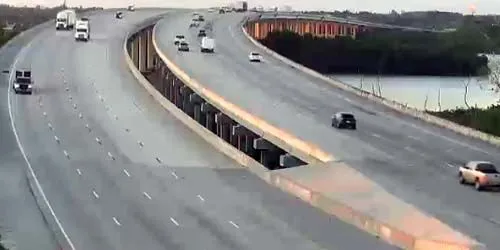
[178,42,189,51]
[198,29,206,37]
[115,11,123,19]
[331,112,356,129]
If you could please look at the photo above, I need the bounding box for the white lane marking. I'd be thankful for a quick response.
[98,95,103,101]
[404,146,428,158]
[76,169,82,176]
[73,103,77,109]
[171,172,179,180]
[197,195,205,202]
[114,115,118,120]
[123,169,131,177]
[143,192,152,200]
[78,113,83,119]
[229,220,239,229]
[446,148,454,153]
[85,123,91,131]
[371,133,382,138]
[107,152,115,160]
[408,135,421,141]
[95,137,102,144]
[138,141,144,148]
[42,111,47,117]
[54,135,60,144]
[68,95,72,100]
[92,190,99,199]
[155,157,162,163]
[39,102,43,107]
[112,217,121,226]
[48,122,53,130]
[7,37,75,250]
[65,87,69,92]
[446,163,457,168]
[170,217,179,226]
[63,150,70,159]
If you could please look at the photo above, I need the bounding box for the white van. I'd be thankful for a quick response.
[56,9,76,30]
[201,37,215,53]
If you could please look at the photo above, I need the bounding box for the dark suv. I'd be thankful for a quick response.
[332,112,356,129]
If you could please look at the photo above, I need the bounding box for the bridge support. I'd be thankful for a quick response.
[253,138,283,169]
[201,102,217,133]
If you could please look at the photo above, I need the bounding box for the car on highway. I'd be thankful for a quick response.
[127,5,135,11]
[459,161,500,191]
[331,112,356,129]
[13,69,33,95]
[115,11,123,19]
[174,35,185,45]
[198,29,207,37]
[248,52,262,62]
[178,41,189,52]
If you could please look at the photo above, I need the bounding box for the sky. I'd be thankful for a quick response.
[2,0,500,14]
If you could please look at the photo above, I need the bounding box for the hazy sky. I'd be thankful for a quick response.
[2,0,500,14]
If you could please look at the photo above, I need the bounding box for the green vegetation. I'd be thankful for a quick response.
[0,234,7,250]
[429,105,500,137]
[260,29,489,76]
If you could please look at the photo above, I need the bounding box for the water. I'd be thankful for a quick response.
[330,75,499,111]
[330,54,500,111]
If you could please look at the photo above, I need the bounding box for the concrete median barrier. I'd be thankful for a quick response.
[124,16,485,250]
[241,21,500,149]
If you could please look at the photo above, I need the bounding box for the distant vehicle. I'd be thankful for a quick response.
[178,41,189,51]
[174,35,185,45]
[197,29,206,37]
[81,17,89,22]
[115,11,123,19]
[201,37,215,53]
[234,1,248,12]
[189,20,199,28]
[198,15,205,22]
[331,112,356,129]
[13,69,33,95]
[248,52,262,62]
[459,161,500,191]
[219,8,225,14]
[56,9,76,30]
[127,5,135,11]
[74,20,90,41]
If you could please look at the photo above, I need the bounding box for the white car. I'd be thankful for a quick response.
[174,35,185,45]
[248,52,262,62]
[459,161,500,191]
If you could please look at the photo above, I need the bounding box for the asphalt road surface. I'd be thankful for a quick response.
[0,21,59,250]
[6,9,395,250]
[155,11,500,248]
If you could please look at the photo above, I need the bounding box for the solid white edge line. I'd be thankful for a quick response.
[7,37,75,249]
[76,169,82,176]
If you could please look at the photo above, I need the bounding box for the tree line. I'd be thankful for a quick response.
[259,28,490,76]
[429,105,500,137]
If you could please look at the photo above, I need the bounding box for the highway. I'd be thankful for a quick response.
[4,9,394,250]
[0,21,59,250]
[155,11,500,248]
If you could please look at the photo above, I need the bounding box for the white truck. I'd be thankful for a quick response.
[201,37,215,53]
[459,161,500,191]
[74,20,90,41]
[56,9,76,30]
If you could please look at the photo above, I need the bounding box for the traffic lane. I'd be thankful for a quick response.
[212,13,500,246]
[12,18,168,250]
[36,10,247,250]
[156,13,500,247]
[73,10,397,250]
[211,13,500,246]
[0,23,58,249]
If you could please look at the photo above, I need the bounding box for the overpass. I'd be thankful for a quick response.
[244,12,444,39]
[2,8,499,250]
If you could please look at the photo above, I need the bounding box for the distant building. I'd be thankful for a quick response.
[278,5,292,12]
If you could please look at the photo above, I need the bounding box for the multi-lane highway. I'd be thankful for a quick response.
[155,11,500,248]
[3,9,396,250]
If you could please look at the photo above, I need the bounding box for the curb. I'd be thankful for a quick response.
[122,19,272,182]
[241,20,500,149]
